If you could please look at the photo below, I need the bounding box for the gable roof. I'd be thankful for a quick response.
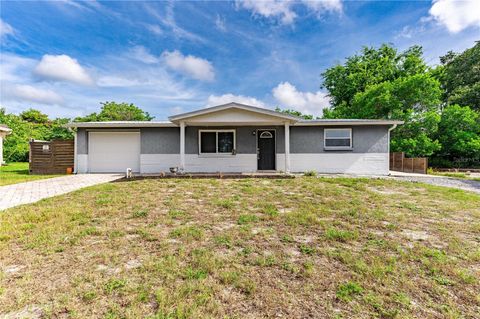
[168,102,301,123]
[66,102,404,128]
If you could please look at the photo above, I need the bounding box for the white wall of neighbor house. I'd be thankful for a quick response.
[0,135,4,165]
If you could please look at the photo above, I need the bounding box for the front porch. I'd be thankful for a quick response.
[169,103,296,173]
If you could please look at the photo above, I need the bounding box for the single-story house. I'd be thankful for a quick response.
[0,125,12,166]
[66,102,403,175]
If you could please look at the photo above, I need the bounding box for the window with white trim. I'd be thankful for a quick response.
[199,130,235,154]
[324,128,352,150]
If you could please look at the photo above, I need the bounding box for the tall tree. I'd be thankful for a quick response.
[0,108,73,162]
[435,104,480,166]
[20,108,49,123]
[438,42,480,110]
[274,107,317,120]
[321,44,442,157]
[75,101,153,122]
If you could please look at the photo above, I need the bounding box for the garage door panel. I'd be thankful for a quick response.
[88,132,140,173]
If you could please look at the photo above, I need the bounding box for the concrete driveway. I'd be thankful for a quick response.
[0,174,123,211]
[388,171,480,194]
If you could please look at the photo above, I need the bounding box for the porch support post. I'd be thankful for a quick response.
[284,122,290,173]
[180,121,185,171]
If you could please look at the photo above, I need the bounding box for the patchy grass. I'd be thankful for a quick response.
[0,177,479,318]
[0,162,60,186]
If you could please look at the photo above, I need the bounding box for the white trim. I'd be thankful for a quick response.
[259,131,273,138]
[66,121,175,128]
[198,129,236,155]
[180,121,185,171]
[284,122,290,173]
[169,102,300,123]
[296,120,404,126]
[324,128,353,151]
[73,130,78,173]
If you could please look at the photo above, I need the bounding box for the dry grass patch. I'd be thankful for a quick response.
[0,177,479,318]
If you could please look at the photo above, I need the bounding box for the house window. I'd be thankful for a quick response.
[199,130,235,155]
[324,128,352,150]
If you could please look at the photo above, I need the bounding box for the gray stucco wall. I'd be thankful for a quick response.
[290,125,389,153]
[76,125,389,155]
[141,128,179,154]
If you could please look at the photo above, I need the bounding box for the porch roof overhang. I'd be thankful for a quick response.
[168,102,301,126]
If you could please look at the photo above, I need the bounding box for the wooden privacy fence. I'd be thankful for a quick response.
[390,152,428,174]
[29,139,74,174]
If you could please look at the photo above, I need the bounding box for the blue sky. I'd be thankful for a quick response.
[1,0,479,119]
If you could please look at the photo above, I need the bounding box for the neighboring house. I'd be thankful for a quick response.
[0,125,12,166]
[67,102,403,175]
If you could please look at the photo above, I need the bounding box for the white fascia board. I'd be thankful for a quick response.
[294,120,404,126]
[65,121,177,128]
[169,102,300,122]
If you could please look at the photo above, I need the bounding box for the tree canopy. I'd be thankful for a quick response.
[0,101,152,162]
[274,107,317,120]
[74,101,153,122]
[321,44,443,157]
[438,42,480,111]
[0,107,73,162]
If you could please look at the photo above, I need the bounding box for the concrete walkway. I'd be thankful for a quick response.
[0,174,123,211]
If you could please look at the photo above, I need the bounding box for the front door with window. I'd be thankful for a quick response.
[257,130,276,170]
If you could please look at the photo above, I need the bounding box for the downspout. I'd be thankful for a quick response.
[73,129,78,174]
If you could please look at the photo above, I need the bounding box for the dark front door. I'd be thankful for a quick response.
[257,130,276,170]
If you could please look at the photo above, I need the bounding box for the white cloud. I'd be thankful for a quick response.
[170,106,183,114]
[7,84,64,105]
[96,76,141,87]
[429,0,480,33]
[162,50,215,81]
[129,46,159,64]
[206,94,266,107]
[272,82,329,116]
[302,0,343,14]
[0,19,15,38]
[236,0,342,25]
[215,14,227,32]
[34,54,94,85]
[143,3,206,43]
[146,24,163,35]
[237,0,297,24]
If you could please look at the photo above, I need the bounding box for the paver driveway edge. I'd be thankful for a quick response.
[0,174,123,211]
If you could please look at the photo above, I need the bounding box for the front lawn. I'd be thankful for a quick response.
[0,162,60,186]
[0,178,479,318]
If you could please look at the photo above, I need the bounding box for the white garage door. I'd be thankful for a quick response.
[88,132,140,173]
